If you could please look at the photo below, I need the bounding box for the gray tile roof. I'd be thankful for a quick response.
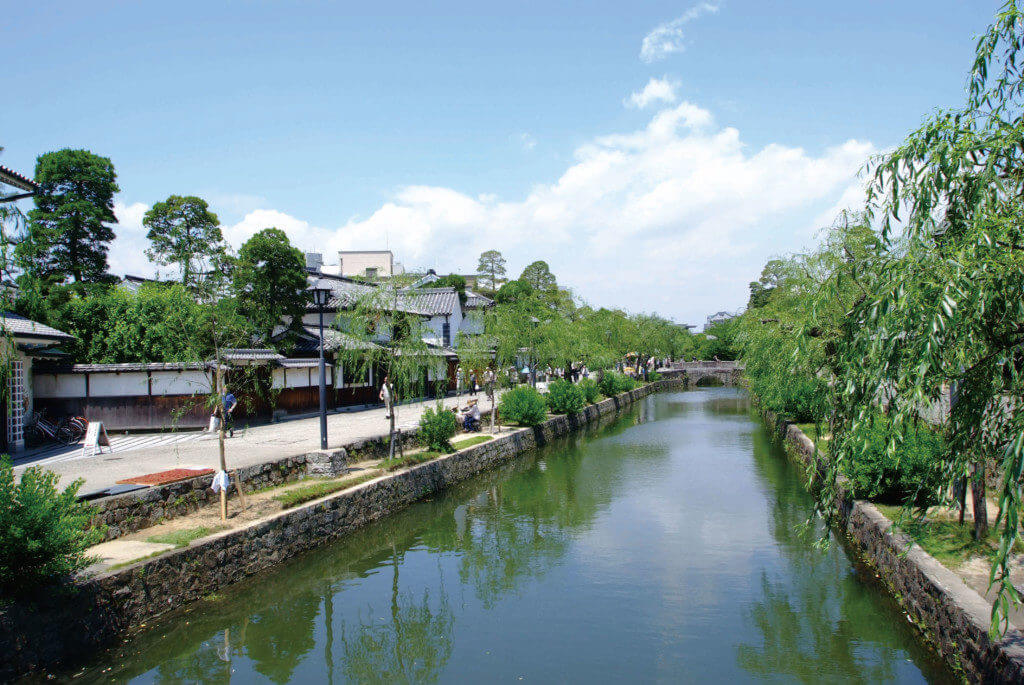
[301,326,380,352]
[0,165,37,192]
[220,348,286,363]
[307,275,378,311]
[35,361,210,374]
[397,288,459,316]
[2,313,74,341]
[464,289,493,309]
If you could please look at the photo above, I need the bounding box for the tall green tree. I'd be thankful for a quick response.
[519,260,556,292]
[143,195,225,286]
[476,249,507,294]
[813,2,1024,633]
[233,228,310,342]
[18,149,118,286]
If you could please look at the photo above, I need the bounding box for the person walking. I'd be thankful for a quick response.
[380,374,394,417]
[222,388,237,438]
[456,367,464,396]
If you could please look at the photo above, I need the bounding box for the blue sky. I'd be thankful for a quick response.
[3,1,1001,323]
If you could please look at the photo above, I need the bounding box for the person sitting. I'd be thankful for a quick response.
[461,399,481,431]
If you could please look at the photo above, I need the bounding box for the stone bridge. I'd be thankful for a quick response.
[661,361,744,387]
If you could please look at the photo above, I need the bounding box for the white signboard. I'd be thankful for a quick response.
[81,421,111,459]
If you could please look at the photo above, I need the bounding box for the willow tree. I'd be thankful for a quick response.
[825,1,1024,633]
[335,279,441,457]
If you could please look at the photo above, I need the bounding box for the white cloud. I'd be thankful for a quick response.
[107,99,873,323]
[519,132,537,150]
[626,77,680,109]
[640,2,720,63]
[110,201,152,277]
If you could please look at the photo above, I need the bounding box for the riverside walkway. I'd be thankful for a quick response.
[13,390,505,495]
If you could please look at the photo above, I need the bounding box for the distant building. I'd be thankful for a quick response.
[704,311,735,332]
[305,251,405,279]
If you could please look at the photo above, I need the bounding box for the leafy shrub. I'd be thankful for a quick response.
[842,417,945,506]
[598,372,637,397]
[0,457,101,595]
[499,386,548,426]
[648,371,661,382]
[579,378,600,404]
[545,379,585,414]
[418,403,458,452]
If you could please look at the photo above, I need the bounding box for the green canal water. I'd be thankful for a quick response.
[76,389,954,683]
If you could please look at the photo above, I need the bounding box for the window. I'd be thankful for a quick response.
[442,320,451,347]
[8,360,25,448]
[365,267,378,279]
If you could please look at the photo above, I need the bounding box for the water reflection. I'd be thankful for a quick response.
[736,423,952,683]
[337,552,454,684]
[73,391,950,684]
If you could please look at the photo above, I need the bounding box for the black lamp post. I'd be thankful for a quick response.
[311,283,332,450]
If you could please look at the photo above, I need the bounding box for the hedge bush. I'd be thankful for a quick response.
[0,457,101,595]
[418,403,458,452]
[598,372,637,398]
[842,417,945,506]
[499,386,548,426]
[545,379,585,414]
[579,378,600,404]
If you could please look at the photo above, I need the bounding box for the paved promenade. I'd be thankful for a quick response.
[13,390,504,495]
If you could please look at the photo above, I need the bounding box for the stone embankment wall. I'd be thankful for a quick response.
[1,381,679,681]
[90,409,493,541]
[763,410,1024,684]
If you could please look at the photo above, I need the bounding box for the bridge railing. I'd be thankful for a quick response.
[670,361,744,372]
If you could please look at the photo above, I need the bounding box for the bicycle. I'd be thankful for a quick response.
[26,411,87,446]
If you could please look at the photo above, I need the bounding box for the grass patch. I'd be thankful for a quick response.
[876,504,1022,567]
[452,435,492,450]
[381,451,440,472]
[794,422,829,452]
[109,549,169,570]
[273,473,379,508]
[146,526,225,548]
[380,436,495,472]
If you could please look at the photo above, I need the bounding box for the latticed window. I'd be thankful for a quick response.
[8,359,25,447]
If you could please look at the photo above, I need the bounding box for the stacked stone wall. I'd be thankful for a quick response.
[1,380,677,680]
[763,408,1024,683]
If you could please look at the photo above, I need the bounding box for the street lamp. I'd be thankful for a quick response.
[311,283,332,450]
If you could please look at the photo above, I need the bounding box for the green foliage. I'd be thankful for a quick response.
[597,372,636,397]
[519,260,557,292]
[498,385,548,426]
[545,379,585,414]
[476,249,506,294]
[143,195,225,287]
[427,274,466,304]
[0,457,101,595]
[494,279,534,304]
[648,371,661,382]
[233,228,310,342]
[19,148,119,285]
[418,402,458,452]
[840,417,946,507]
[55,282,230,362]
[679,318,741,361]
[579,378,600,404]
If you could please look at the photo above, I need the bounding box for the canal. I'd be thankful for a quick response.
[76,388,954,683]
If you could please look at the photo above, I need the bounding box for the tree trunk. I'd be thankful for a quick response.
[971,463,988,540]
[217,365,228,520]
[389,409,396,459]
[956,476,967,526]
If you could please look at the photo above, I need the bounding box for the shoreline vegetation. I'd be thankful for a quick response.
[734,2,1024,637]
